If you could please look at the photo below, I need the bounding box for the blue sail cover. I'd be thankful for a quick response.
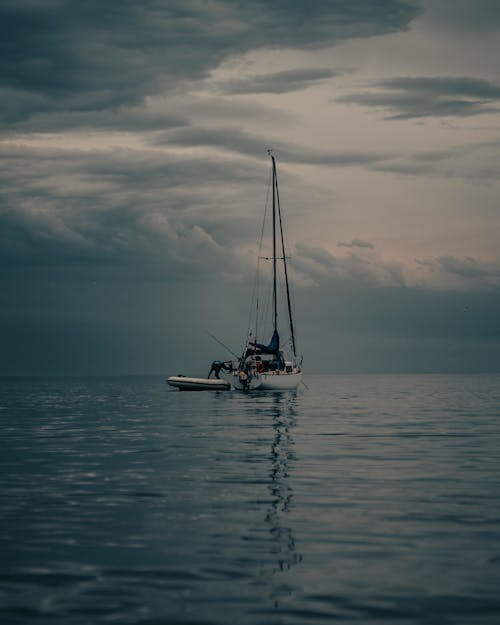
[267,329,280,352]
[255,329,280,354]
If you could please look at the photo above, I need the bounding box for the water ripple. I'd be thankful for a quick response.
[1,374,500,624]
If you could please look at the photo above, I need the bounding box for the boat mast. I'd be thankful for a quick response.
[274,158,297,357]
[271,154,277,333]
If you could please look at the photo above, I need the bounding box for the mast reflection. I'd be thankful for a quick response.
[265,392,302,605]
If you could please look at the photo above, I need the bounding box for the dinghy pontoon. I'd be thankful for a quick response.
[167,375,231,391]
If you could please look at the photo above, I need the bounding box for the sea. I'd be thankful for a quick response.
[1,374,500,625]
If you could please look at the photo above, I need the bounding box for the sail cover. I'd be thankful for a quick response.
[246,329,280,356]
[263,329,280,353]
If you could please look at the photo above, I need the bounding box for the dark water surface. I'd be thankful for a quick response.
[1,374,500,624]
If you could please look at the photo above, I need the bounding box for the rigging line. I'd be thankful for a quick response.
[256,273,269,341]
[275,159,297,357]
[255,166,272,342]
[260,268,272,339]
[275,180,298,325]
[279,195,299,349]
[246,251,261,346]
[259,167,272,254]
[245,165,272,347]
[205,331,240,359]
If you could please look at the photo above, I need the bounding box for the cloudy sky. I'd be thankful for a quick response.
[2,0,500,375]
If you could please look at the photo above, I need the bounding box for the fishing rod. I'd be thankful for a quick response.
[205,331,240,359]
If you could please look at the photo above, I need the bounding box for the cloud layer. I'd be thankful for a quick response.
[0,0,418,131]
[2,0,500,374]
[216,68,339,94]
[338,76,500,119]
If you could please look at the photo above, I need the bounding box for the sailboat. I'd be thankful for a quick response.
[233,152,303,391]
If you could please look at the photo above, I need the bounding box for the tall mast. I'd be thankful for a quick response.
[271,154,277,332]
[275,159,297,357]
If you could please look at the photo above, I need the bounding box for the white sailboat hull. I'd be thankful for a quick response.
[233,370,302,391]
[258,370,302,390]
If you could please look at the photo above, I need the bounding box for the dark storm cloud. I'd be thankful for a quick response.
[5,97,295,135]
[6,107,189,134]
[216,68,339,94]
[338,76,500,119]
[0,136,388,294]
[370,139,500,179]
[438,256,500,279]
[0,144,267,283]
[295,281,500,373]
[0,0,419,130]
[154,126,388,166]
[338,239,375,249]
[422,0,500,33]
[289,244,500,372]
[416,256,500,283]
[7,0,500,376]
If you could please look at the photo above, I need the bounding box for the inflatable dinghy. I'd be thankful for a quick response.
[167,375,231,391]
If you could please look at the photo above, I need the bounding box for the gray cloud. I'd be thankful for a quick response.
[3,95,296,135]
[437,256,499,279]
[0,136,388,301]
[422,0,500,34]
[4,274,500,375]
[4,0,500,376]
[6,106,189,134]
[294,242,405,288]
[289,245,500,372]
[0,144,269,284]
[293,243,500,292]
[216,68,339,94]
[154,126,388,166]
[169,95,298,125]
[2,142,499,375]
[7,139,494,294]
[0,0,418,131]
[338,76,500,119]
[416,256,500,287]
[369,138,500,179]
[338,239,375,249]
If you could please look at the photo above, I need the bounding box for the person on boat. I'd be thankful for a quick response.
[208,360,233,379]
[238,369,249,390]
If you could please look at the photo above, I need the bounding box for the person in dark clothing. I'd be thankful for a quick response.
[208,360,232,379]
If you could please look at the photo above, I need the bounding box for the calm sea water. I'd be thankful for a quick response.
[1,374,500,624]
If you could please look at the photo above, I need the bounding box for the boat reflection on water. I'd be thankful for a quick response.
[265,392,302,608]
